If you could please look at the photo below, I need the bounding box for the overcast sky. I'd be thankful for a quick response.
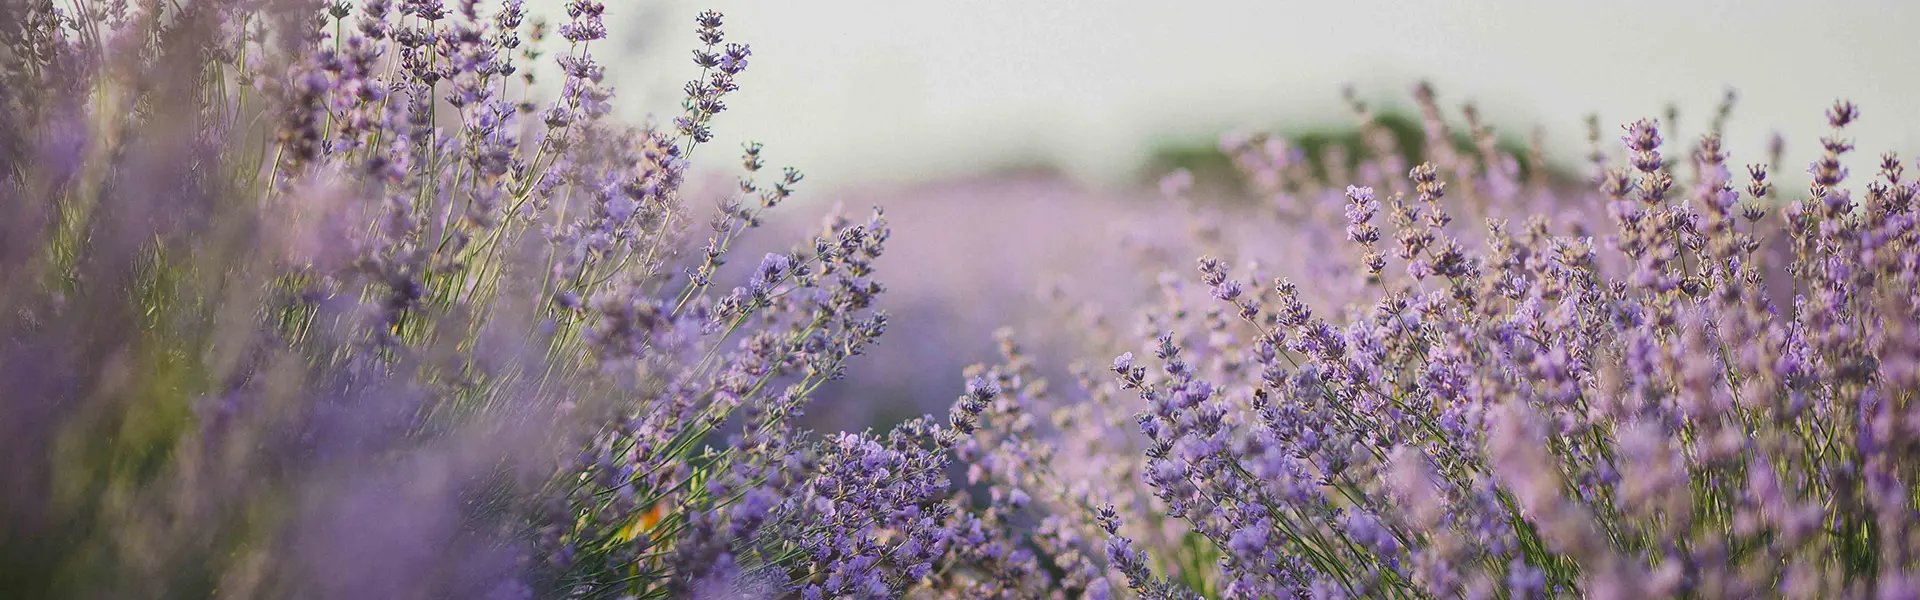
[554,0,1920,190]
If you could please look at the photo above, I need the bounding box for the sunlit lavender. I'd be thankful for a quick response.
[5,1,1920,599]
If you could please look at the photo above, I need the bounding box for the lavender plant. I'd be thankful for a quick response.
[938,87,1920,599]
[0,1,987,597]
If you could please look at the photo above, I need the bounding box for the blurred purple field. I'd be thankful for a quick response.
[7,2,1920,599]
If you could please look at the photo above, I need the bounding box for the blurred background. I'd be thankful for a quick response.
[596,0,1920,189]
[546,0,1920,424]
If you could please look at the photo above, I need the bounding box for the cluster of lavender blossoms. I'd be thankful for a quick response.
[1,1,992,598]
[938,87,1920,599]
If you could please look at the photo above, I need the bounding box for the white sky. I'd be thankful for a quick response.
[551,0,1920,190]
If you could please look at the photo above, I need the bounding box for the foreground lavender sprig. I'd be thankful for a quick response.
[0,2,980,597]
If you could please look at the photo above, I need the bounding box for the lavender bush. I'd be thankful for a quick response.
[933,89,1920,598]
[0,1,971,597]
[6,1,1920,599]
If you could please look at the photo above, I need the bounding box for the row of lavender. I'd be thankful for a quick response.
[4,1,1918,598]
[978,92,1920,596]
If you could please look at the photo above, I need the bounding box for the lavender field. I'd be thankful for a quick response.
[6,1,1920,598]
